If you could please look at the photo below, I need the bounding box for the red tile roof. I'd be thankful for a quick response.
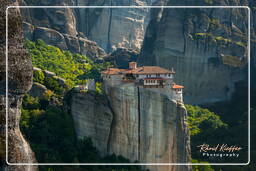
[101,66,175,75]
[172,84,184,89]
[125,66,175,74]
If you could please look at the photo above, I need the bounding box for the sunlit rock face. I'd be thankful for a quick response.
[21,0,160,53]
[70,91,113,156]
[0,1,38,170]
[70,83,191,171]
[78,7,148,52]
[139,0,255,104]
[106,84,191,171]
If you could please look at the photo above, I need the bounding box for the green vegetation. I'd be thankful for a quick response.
[21,94,143,171]
[25,39,112,90]
[194,33,247,48]
[33,69,45,84]
[192,159,214,171]
[186,105,227,136]
[188,81,252,171]
[186,105,226,171]
[21,40,142,171]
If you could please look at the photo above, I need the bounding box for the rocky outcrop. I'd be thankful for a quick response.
[23,24,107,60]
[70,90,113,156]
[70,83,191,171]
[105,48,139,68]
[76,0,157,52]
[20,0,159,53]
[106,84,191,171]
[29,82,47,98]
[139,0,255,104]
[77,0,150,52]
[34,27,68,50]
[0,0,38,170]
[20,0,77,36]
[78,37,106,59]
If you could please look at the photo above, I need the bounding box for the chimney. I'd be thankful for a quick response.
[129,62,137,69]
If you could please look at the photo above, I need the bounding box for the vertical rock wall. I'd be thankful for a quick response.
[21,0,159,53]
[0,0,38,170]
[105,84,191,171]
[70,91,113,156]
[139,0,254,104]
[70,83,191,171]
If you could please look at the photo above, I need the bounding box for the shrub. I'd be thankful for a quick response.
[33,69,45,84]
[185,105,227,136]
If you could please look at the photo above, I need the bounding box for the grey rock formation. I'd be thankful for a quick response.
[78,37,107,59]
[23,24,107,59]
[33,27,68,50]
[21,0,77,36]
[75,0,156,52]
[106,84,191,171]
[70,83,191,171]
[139,0,255,104]
[70,91,113,155]
[42,70,56,78]
[105,48,139,68]
[29,82,47,98]
[0,0,38,170]
[53,76,66,87]
[63,34,81,53]
[20,0,158,53]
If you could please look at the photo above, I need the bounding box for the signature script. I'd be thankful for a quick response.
[197,144,242,153]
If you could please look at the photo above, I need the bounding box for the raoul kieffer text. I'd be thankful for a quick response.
[197,143,242,158]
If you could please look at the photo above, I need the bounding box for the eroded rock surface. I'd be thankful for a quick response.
[21,0,158,53]
[139,0,255,104]
[0,0,38,170]
[70,91,113,156]
[105,48,139,68]
[70,83,191,171]
[106,84,191,171]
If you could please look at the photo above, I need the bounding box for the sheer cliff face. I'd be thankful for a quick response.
[21,0,158,53]
[0,1,38,170]
[70,91,113,156]
[106,84,191,171]
[71,84,191,171]
[76,0,153,52]
[139,0,254,104]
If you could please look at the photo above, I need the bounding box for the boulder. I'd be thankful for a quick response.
[29,82,47,98]
[33,27,68,50]
[105,48,139,68]
[79,37,106,59]
[43,70,56,78]
[63,34,80,53]
[53,76,66,87]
